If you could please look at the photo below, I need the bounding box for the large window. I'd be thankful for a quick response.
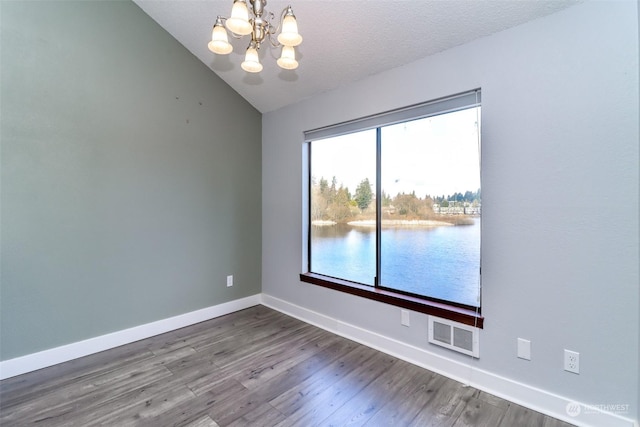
[302,90,482,324]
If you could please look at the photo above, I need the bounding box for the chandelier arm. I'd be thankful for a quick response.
[266,7,289,48]
[273,7,288,39]
[266,10,276,28]
[258,10,277,47]
[267,34,281,48]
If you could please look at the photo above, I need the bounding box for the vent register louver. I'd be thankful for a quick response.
[428,316,480,358]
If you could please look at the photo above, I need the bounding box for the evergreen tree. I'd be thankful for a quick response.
[319,177,328,195]
[354,178,373,212]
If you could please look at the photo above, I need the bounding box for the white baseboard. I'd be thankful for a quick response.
[261,293,637,427]
[0,294,261,380]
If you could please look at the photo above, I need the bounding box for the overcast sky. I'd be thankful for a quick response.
[311,107,481,198]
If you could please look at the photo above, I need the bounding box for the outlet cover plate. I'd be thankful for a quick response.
[401,309,410,327]
[517,338,531,360]
[564,349,579,374]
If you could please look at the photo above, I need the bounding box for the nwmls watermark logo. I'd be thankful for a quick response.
[565,401,630,417]
[566,402,582,417]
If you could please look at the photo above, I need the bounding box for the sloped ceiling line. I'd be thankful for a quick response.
[133,0,579,113]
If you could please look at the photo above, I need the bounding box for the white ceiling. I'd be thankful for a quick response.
[133,0,579,113]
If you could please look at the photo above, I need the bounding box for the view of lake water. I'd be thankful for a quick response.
[310,218,480,307]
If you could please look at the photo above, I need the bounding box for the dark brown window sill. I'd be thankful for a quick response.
[300,272,483,329]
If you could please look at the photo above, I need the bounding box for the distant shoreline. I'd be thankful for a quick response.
[349,219,454,227]
[311,219,455,227]
[311,220,338,226]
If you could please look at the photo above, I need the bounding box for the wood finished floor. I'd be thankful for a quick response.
[0,306,575,427]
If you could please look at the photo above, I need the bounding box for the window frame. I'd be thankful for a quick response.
[301,90,484,328]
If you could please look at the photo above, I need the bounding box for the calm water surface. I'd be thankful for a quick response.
[311,218,480,307]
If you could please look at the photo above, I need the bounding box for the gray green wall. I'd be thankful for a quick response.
[1,0,262,360]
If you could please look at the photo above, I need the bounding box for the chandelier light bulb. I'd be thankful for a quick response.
[225,0,252,36]
[241,46,263,73]
[277,46,298,70]
[208,19,233,54]
[277,8,302,47]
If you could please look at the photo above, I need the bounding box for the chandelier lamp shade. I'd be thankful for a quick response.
[208,0,302,73]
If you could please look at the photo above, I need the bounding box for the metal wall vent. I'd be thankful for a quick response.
[428,316,480,358]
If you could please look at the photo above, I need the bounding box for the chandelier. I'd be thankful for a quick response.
[208,0,302,73]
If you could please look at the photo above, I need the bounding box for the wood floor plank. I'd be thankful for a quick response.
[408,378,476,427]
[182,415,220,427]
[134,378,246,427]
[232,326,333,389]
[361,366,446,426]
[135,390,221,427]
[174,308,283,351]
[276,351,398,426]
[248,336,359,403]
[89,384,197,426]
[0,306,576,427]
[34,359,200,427]
[268,344,378,415]
[183,363,236,397]
[1,363,174,426]
[0,346,157,407]
[452,396,506,427]
[499,402,547,426]
[313,356,418,427]
[225,402,286,427]
[207,340,365,427]
[203,320,312,371]
[202,337,357,426]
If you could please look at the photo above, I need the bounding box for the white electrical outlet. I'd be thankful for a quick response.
[401,309,410,327]
[227,275,233,287]
[564,349,579,374]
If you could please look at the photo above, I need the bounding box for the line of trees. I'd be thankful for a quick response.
[431,189,481,207]
[311,177,354,223]
[312,176,480,223]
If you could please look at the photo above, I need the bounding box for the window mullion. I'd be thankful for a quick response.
[375,127,382,288]
[307,143,313,273]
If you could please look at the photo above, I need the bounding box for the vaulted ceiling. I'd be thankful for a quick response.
[134,0,579,113]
